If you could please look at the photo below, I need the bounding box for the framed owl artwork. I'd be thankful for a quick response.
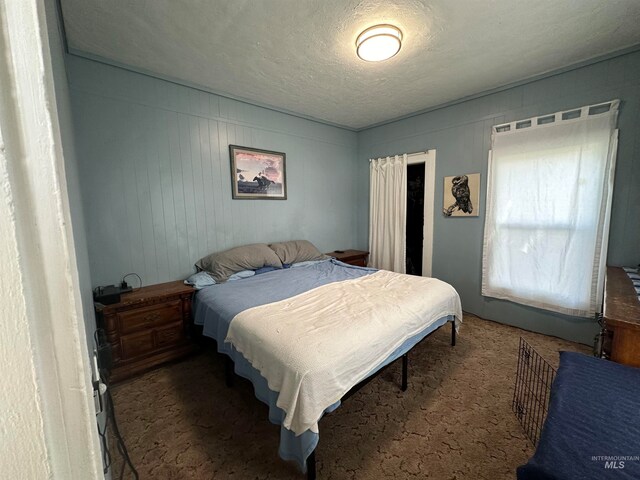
[443,173,480,217]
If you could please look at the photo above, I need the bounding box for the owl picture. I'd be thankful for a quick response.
[443,173,480,217]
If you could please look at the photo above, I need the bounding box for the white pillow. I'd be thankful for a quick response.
[290,260,330,269]
[184,271,216,290]
[227,270,256,281]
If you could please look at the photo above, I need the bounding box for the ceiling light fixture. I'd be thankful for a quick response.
[356,24,403,62]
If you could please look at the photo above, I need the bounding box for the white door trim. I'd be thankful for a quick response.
[407,150,436,277]
[0,0,102,478]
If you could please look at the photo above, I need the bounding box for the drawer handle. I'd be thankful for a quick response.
[144,312,161,323]
[157,330,179,344]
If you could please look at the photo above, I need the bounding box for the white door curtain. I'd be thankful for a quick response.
[369,154,408,273]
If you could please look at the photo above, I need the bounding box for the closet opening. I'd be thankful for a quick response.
[406,163,425,275]
[406,150,436,277]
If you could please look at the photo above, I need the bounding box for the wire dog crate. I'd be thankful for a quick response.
[512,338,557,446]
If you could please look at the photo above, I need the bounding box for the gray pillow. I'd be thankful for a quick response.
[195,243,282,283]
[269,240,329,265]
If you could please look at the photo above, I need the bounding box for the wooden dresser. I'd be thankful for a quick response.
[603,266,640,368]
[326,249,369,267]
[95,281,198,382]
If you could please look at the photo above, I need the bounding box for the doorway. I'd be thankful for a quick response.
[405,150,436,277]
[406,164,424,275]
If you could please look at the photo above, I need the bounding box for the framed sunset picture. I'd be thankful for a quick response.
[229,145,287,200]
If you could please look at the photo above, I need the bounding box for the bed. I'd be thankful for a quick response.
[517,352,640,480]
[193,256,462,477]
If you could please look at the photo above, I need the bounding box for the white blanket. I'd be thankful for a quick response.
[225,270,462,435]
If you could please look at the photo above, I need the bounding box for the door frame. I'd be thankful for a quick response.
[407,150,436,277]
[0,0,103,477]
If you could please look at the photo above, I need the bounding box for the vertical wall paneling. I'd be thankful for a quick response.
[357,50,640,344]
[68,56,358,287]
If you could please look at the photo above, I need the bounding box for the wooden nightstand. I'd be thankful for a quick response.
[95,281,198,382]
[326,249,369,267]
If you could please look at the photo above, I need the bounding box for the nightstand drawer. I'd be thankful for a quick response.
[120,330,155,360]
[154,322,184,348]
[118,300,181,334]
[348,258,367,267]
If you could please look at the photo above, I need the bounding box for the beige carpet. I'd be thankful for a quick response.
[109,314,590,479]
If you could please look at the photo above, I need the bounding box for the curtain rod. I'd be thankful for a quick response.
[369,150,429,162]
[493,99,619,131]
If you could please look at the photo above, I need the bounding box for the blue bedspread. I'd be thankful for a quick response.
[193,259,454,472]
[194,259,376,350]
[517,352,640,480]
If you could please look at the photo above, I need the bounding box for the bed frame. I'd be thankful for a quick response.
[224,318,457,479]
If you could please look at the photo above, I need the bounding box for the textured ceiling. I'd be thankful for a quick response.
[60,0,640,130]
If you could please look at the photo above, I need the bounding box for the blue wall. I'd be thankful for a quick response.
[67,56,359,287]
[69,48,639,344]
[357,49,640,344]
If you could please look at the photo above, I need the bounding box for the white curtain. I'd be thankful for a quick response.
[369,154,407,272]
[482,101,619,317]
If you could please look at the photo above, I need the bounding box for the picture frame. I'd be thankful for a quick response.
[443,173,480,217]
[229,145,287,200]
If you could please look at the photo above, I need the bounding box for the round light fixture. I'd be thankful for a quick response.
[356,24,403,62]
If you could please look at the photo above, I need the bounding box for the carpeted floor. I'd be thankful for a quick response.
[108,314,590,479]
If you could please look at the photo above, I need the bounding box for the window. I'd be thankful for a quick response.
[482,101,618,317]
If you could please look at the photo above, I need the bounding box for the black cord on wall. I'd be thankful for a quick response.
[94,328,138,479]
[100,370,139,480]
[121,272,142,289]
